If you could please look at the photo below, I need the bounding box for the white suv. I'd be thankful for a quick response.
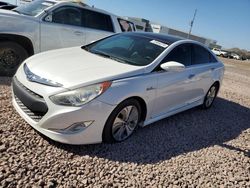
[0,0,136,76]
[211,48,226,57]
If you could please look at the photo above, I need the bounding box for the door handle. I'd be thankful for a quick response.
[188,74,195,79]
[210,67,215,71]
[146,86,156,91]
[74,31,83,35]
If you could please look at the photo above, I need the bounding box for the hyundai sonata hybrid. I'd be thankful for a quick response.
[12,32,224,144]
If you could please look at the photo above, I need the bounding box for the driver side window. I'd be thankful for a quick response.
[51,7,82,27]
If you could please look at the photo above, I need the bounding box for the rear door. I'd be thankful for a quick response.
[189,44,218,99]
[40,6,85,52]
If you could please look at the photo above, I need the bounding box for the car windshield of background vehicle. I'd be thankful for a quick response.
[84,34,167,66]
[14,0,55,16]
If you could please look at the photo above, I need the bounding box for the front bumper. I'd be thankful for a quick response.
[12,78,115,145]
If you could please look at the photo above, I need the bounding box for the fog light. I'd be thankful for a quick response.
[48,120,94,134]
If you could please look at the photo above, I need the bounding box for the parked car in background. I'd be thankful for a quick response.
[0,0,136,76]
[232,53,240,60]
[12,32,224,144]
[224,51,233,59]
[211,48,226,57]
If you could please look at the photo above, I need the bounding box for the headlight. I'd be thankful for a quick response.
[50,81,112,106]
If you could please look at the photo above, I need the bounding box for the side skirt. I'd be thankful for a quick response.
[141,99,203,127]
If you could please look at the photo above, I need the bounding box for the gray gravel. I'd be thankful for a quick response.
[0,58,250,187]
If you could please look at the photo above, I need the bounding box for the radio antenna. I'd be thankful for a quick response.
[188,9,197,39]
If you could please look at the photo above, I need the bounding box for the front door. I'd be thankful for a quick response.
[40,6,85,52]
[152,44,201,118]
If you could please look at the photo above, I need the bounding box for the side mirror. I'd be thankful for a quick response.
[160,61,185,71]
[44,13,52,22]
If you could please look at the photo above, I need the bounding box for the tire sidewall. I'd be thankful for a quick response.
[0,42,28,76]
[203,84,219,109]
[102,99,141,143]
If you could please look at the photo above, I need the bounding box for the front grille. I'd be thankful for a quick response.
[12,77,48,122]
[15,78,43,99]
[15,95,43,122]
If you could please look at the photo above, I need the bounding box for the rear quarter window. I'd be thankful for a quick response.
[209,53,218,63]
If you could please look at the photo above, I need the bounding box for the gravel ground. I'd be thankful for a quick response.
[0,58,250,187]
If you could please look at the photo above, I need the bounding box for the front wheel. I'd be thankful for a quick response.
[202,84,219,109]
[102,99,141,143]
[0,42,28,77]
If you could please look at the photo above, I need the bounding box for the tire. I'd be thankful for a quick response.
[0,41,28,77]
[102,99,141,143]
[202,83,219,109]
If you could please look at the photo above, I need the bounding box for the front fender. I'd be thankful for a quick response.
[97,74,158,121]
[0,12,40,53]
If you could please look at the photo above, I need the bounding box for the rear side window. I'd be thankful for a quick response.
[52,7,82,27]
[118,18,135,32]
[82,9,114,32]
[162,44,192,66]
[192,45,210,65]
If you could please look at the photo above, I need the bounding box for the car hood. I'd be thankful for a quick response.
[0,9,18,15]
[0,9,37,31]
[24,47,145,89]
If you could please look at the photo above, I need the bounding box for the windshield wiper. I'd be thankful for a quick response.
[109,56,131,65]
[12,9,30,16]
[12,9,20,14]
[91,50,112,58]
[91,50,133,65]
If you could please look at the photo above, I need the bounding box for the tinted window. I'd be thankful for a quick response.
[210,53,218,63]
[85,34,165,66]
[98,36,134,50]
[162,44,192,66]
[52,7,81,27]
[118,18,135,32]
[192,45,210,65]
[82,9,114,32]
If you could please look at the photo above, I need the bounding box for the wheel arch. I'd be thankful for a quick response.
[102,95,148,143]
[213,80,220,88]
[117,96,147,123]
[213,80,220,96]
[0,34,34,56]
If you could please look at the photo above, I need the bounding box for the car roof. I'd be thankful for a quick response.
[122,32,184,45]
[48,0,117,16]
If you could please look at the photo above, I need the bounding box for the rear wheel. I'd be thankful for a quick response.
[0,42,28,77]
[202,83,219,109]
[102,99,141,143]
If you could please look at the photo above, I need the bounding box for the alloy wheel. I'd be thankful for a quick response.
[112,105,139,141]
[0,48,20,69]
[205,86,217,108]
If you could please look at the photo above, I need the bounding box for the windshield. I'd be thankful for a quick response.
[14,0,55,16]
[84,34,167,66]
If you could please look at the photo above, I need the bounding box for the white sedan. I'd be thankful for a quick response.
[12,32,224,144]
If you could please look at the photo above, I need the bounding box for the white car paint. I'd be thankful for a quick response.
[0,0,135,54]
[232,53,240,60]
[211,48,227,56]
[12,34,224,145]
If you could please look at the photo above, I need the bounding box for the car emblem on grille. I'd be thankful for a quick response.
[23,63,63,87]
